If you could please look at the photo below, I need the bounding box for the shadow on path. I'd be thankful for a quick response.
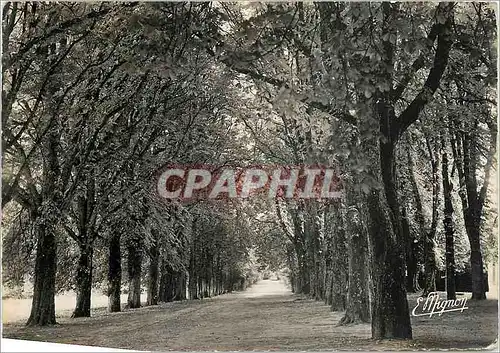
[3,280,498,351]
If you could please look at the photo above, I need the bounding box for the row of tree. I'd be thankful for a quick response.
[203,1,497,339]
[2,2,259,326]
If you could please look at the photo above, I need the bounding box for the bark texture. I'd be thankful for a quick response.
[27,225,57,326]
[108,233,122,312]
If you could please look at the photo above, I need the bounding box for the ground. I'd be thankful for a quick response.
[2,279,498,351]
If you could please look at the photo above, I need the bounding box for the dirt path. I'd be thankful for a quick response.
[3,280,498,351]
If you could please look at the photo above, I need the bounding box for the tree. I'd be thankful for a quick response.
[209,1,455,339]
[441,133,456,300]
[339,205,370,325]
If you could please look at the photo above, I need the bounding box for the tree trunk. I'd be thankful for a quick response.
[127,240,142,308]
[188,218,199,300]
[146,242,159,306]
[423,136,439,296]
[72,243,93,318]
[442,138,456,300]
[286,247,298,294]
[402,207,418,293]
[324,268,334,305]
[329,207,347,312]
[175,271,187,300]
[188,248,199,300]
[167,271,176,301]
[304,204,323,300]
[199,276,206,297]
[108,233,122,312]
[27,225,57,326]
[422,239,437,295]
[369,127,412,339]
[158,262,167,302]
[160,265,183,302]
[322,205,335,305]
[468,225,486,300]
[367,189,412,339]
[291,206,310,295]
[188,274,198,300]
[407,143,426,290]
[340,208,370,325]
[313,230,324,301]
[450,130,488,300]
[293,239,310,295]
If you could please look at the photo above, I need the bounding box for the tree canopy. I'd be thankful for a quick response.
[2,1,497,341]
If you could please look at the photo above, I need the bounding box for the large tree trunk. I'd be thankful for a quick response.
[72,242,93,318]
[442,138,456,300]
[370,119,412,339]
[108,233,122,312]
[72,176,96,318]
[367,189,412,339]
[26,40,60,327]
[127,240,142,308]
[27,225,57,326]
[340,207,370,325]
[467,224,486,300]
[330,261,347,311]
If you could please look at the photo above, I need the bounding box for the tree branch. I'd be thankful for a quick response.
[213,51,357,125]
[391,14,444,101]
[394,3,454,140]
[275,200,296,244]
